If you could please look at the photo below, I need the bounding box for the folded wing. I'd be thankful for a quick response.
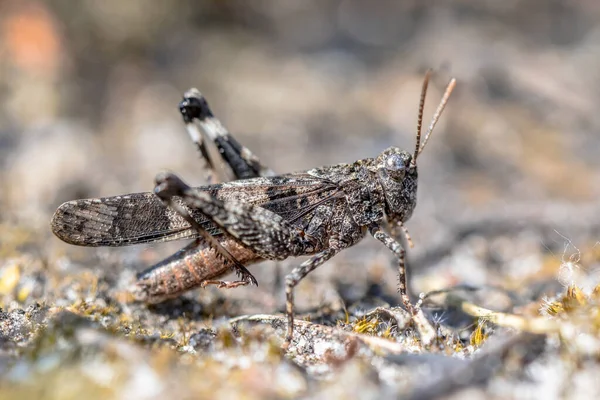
[51,175,340,247]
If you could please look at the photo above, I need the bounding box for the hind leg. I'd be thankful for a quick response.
[179,89,274,182]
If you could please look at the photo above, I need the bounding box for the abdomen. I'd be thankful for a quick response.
[130,238,263,303]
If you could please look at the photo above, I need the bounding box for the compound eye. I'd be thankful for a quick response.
[385,153,407,179]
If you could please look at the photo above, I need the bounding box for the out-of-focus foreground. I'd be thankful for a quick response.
[1,1,600,399]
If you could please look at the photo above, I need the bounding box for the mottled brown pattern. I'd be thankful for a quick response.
[50,72,456,347]
[132,238,263,303]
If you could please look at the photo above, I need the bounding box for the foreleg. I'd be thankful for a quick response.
[368,223,412,309]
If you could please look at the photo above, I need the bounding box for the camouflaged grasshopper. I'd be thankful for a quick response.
[51,71,456,346]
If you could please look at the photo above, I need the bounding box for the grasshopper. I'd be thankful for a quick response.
[51,71,456,346]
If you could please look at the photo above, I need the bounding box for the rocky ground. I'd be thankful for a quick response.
[1,1,600,399]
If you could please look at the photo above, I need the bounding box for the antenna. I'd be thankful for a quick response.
[416,75,457,159]
[413,70,431,164]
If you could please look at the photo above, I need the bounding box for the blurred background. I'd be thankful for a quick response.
[1,1,600,397]
[2,0,599,294]
[2,0,600,219]
[0,0,600,322]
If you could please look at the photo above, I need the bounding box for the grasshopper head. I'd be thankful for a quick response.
[376,147,418,223]
[378,71,456,225]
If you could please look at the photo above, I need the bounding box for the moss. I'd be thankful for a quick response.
[352,317,379,335]
[470,320,489,347]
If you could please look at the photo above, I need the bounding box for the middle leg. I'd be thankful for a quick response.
[284,248,338,347]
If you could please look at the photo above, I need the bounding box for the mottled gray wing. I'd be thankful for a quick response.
[51,174,341,247]
[51,192,204,246]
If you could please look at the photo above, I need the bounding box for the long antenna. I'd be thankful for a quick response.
[417,76,457,158]
[413,70,431,164]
